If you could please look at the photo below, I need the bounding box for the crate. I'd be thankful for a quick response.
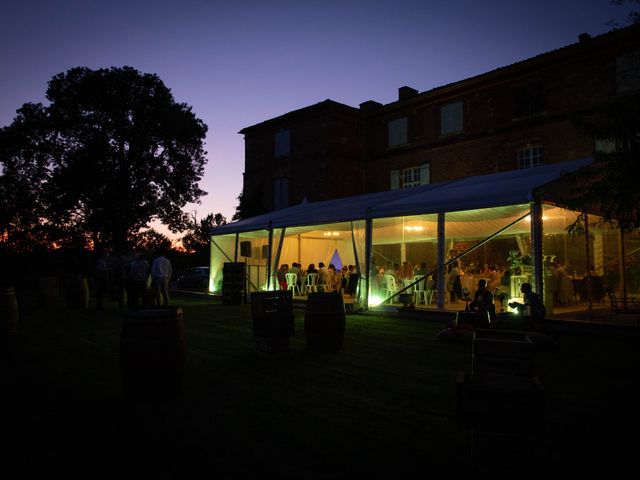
[472,329,534,378]
[251,291,294,339]
[470,430,547,475]
[222,262,245,305]
[456,370,545,435]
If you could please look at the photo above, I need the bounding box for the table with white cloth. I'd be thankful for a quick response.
[459,275,490,296]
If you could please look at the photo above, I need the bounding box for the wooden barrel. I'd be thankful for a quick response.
[120,307,186,400]
[0,287,19,340]
[65,276,89,309]
[304,292,346,352]
[38,276,60,308]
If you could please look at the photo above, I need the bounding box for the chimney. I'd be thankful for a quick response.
[359,100,382,111]
[578,32,591,43]
[398,86,419,101]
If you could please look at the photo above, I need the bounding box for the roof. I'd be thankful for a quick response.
[210,157,594,236]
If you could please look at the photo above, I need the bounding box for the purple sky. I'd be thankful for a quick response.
[0,0,630,239]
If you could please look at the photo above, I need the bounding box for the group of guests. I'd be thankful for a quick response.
[544,257,577,306]
[372,261,438,293]
[94,250,173,310]
[277,262,358,294]
[447,261,508,303]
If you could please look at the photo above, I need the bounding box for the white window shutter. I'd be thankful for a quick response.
[390,170,400,190]
[419,163,430,185]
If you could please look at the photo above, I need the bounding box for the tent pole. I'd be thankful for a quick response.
[437,212,446,310]
[364,218,372,310]
[530,199,544,302]
[618,224,627,300]
[350,221,362,309]
[234,233,239,262]
[273,227,286,290]
[266,222,273,290]
[584,212,593,316]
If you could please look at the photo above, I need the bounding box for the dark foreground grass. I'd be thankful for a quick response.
[3,292,639,478]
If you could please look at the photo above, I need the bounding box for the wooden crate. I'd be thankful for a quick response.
[456,370,545,435]
[472,329,534,378]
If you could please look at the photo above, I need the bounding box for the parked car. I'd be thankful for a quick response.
[176,266,210,289]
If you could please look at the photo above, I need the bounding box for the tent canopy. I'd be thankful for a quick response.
[211,157,594,236]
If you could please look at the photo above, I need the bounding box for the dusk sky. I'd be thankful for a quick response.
[0,0,631,240]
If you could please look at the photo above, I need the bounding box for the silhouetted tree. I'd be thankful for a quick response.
[181,212,226,262]
[129,228,174,253]
[563,89,640,233]
[609,0,640,27]
[0,66,208,253]
[232,190,267,221]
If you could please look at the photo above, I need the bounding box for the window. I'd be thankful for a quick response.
[273,177,289,210]
[390,163,430,189]
[595,138,616,154]
[518,146,544,169]
[403,167,421,188]
[440,101,463,135]
[596,138,630,153]
[617,50,640,94]
[275,129,290,157]
[515,81,545,118]
[388,117,407,147]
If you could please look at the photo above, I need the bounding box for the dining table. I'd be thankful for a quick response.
[459,275,490,295]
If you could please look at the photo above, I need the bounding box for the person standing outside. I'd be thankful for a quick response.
[151,250,172,306]
[126,253,150,308]
[94,251,110,311]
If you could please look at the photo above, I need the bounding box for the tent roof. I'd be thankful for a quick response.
[211,157,594,236]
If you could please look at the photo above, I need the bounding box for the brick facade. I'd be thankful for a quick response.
[239,24,640,215]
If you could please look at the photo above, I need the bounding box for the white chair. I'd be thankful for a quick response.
[317,276,331,292]
[413,276,428,305]
[425,277,436,304]
[382,274,398,302]
[285,272,300,296]
[304,273,319,295]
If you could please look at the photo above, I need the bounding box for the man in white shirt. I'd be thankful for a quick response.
[151,252,172,306]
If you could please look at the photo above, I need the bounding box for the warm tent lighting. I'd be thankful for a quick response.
[524,214,548,222]
[404,225,424,232]
[369,295,383,307]
[323,231,340,236]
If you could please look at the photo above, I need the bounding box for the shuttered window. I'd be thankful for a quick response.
[388,117,408,147]
[440,101,463,135]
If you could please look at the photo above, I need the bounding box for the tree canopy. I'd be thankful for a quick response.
[181,212,226,264]
[0,66,208,253]
[563,89,640,233]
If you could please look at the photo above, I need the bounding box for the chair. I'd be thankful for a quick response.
[605,287,639,325]
[425,277,436,305]
[382,274,398,302]
[316,275,331,293]
[285,272,300,296]
[304,273,319,295]
[413,276,428,305]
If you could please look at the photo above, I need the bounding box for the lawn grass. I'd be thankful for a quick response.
[3,292,639,478]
